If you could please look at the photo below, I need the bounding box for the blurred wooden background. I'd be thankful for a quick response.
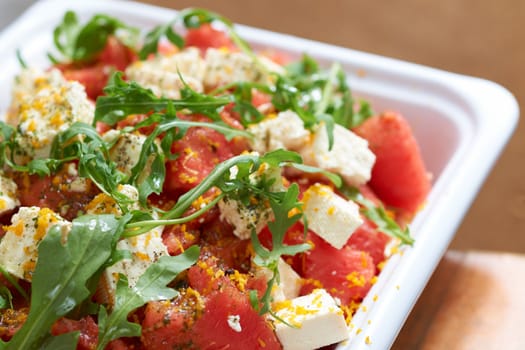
[138,0,524,254]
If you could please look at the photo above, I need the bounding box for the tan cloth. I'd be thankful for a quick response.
[394,251,525,350]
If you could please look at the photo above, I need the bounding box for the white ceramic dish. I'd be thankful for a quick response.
[0,0,519,349]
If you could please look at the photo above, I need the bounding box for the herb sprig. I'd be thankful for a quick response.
[341,186,414,245]
[277,55,374,149]
[139,8,254,60]
[96,246,200,350]
[0,215,127,350]
[49,11,139,63]
[95,72,233,125]
[95,73,251,204]
[250,183,311,315]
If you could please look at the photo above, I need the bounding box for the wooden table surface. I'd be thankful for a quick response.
[392,250,525,349]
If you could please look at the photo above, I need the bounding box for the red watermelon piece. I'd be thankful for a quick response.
[301,233,375,305]
[192,284,281,350]
[354,111,431,217]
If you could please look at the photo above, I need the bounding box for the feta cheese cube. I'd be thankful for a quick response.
[7,68,94,164]
[218,196,273,240]
[125,48,206,98]
[272,289,349,350]
[255,258,302,302]
[85,184,168,304]
[63,163,90,193]
[302,183,363,249]
[0,173,20,214]
[204,48,284,88]
[103,131,158,182]
[299,124,375,186]
[85,184,140,216]
[248,110,310,153]
[0,207,71,281]
[218,162,284,240]
[103,224,167,300]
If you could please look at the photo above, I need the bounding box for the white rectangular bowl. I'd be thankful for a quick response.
[0,0,519,349]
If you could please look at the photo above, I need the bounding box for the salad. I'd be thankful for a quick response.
[0,7,431,350]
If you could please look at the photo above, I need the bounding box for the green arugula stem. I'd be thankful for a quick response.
[315,63,341,115]
[0,266,28,301]
[155,119,252,141]
[162,154,260,220]
[123,194,224,237]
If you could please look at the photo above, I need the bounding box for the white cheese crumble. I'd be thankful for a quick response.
[103,130,158,180]
[227,314,242,332]
[7,68,94,164]
[302,183,363,249]
[272,289,349,350]
[125,47,206,98]
[204,48,285,88]
[218,161,284,240]
[255,258,302,302]
[0,173,20,214]
[299,123,376,186]
[217,196,273,240]
[0,206,71,281]
[85,184,168,305]
[248,110,310,154]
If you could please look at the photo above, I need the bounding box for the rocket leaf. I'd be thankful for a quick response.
[2,215,126,350]
[96,245,200,350]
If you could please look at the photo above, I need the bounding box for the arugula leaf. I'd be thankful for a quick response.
[51,122,132,209]
[277,56,374,150]
[15,49,27,69]
[288,162,342,188]
[360,199,414,245]
[0,266,28,303]
[231,83,265,126]
[95,72,232,125]
[329,66,373,128]
[125,150,303,237]
[4,215,125,350]
[96,246,200,350]
[271,76,317,127]
[50,11,139,63]
[139,19,184,60]
[134,145,166,204]
[259,149,302,167]
[0,286,13,309]
[140,8,256,64]
[40,332,79,350]
[352,99,374,128]
[250,183,311,314]
[179,8,254,57]
[0,122,24,173]
[341,186,414,245]
[285,54,320,77]
[50,11,79,62]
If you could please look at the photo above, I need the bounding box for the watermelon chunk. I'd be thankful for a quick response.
[354,111,431,217]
